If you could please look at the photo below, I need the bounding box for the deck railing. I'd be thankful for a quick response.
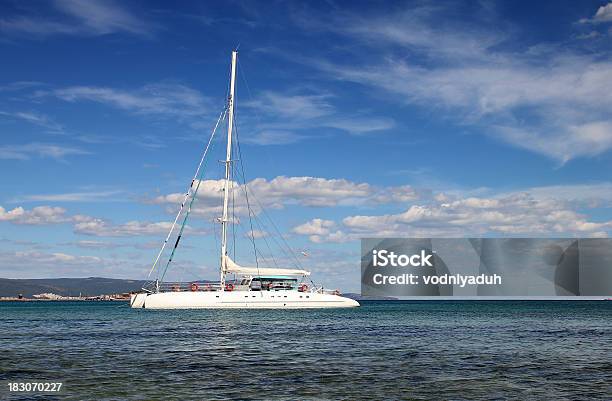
[142,281,341,295]
[157,281,223,292]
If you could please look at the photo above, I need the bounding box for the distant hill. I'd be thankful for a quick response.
[0,278,385,299]
[0,277,148,297]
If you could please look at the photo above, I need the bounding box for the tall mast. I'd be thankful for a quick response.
[220,50,238,289]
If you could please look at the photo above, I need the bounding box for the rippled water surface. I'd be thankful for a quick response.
[1,301,611,400]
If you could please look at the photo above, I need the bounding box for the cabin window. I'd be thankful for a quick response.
[254,277,298,290]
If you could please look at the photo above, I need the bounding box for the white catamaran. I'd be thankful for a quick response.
[131,50,359,309]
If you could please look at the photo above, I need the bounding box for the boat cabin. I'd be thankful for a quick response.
[239,276,298,291]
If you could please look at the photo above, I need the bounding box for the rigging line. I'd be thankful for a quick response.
[234,166,300,271]
[231,138,237,261]
[250,214,279,268]
[237,58,261,123]
[212,216,219,253]
[233,163,303,270]
[248,186,305,270]
[147,107,227,279]
[236,58,279,269]
[233,119,260,275]
[252,245,273,269]
[230,149,279,269]
[230,65,242,264]
[235,60,305,273]
[230,87,241,262]
[160,150,209,283]
[236,59,303,269]
[160,111,225,283]
[172,261,202,282]
[249,218,277,267]
[211,216,221,277]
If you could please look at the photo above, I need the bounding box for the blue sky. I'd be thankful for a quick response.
[1,0,611,291]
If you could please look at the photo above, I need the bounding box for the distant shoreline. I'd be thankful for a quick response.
[0,297,129,302]
[0,297,612,303]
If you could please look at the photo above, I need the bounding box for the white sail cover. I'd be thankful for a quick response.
[223,255,310,276]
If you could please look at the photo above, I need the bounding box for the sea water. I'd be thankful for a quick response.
[1,301,610,400]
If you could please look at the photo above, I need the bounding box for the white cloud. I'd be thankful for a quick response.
[47,83,210,119]
[494,121,612,163]
[246,91,334,119]
[54,0,150,35]
[293,184,612,243]
[310,6,502,61]
[244,176,418,207]
[73,240,164,250]
[248,176,372,207]
[0,205,198,238]
[151,179,233,218]
[0,249,145,279]
[315,57,612,161]
[0,143,90,160]
[323,117,395,135]
[292,218,338,244]
[594,3,612,22]
[72,215,198,237]
[0,110,63,132]
[580,3,612,24]
[241,130,307,145]
[370,185,419,204]
[523,183,612,207]
[298,5,612,162]
[8,250,100,265]
[0,0,151,37]
[0,206,69,225]
[244,229,268,239]
[71,240,121,249]
[243,91,395,144]
[15,190,124,203]
[0,17,80,36]
[293,218,335,235]
[150,176,417,220]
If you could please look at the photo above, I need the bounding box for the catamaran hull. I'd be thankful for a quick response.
[130,291,359,309]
